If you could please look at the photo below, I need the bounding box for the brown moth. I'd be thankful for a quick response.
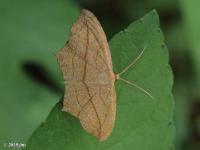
[56,9,153,141]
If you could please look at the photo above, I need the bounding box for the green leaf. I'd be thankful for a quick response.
[0,0,79,145]
[26,10,174,150]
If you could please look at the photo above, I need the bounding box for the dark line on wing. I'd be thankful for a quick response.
[72,52,76,80]
[67,45,102,74]
[86,21,110,71]
[82,19,102,137]
[74,85,82,108]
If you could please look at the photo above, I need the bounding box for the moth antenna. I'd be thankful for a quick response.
[118,43,148,76]
[118,77,154,99]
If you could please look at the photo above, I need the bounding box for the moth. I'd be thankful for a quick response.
[56,9,153,141]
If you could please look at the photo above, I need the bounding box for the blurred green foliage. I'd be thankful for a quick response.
[0,0,79,147]
[0,0,200,149]
[181,0,200,90]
